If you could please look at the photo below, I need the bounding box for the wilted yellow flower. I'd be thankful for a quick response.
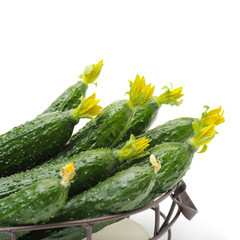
[60,162,76,187]
[78,93,102,116]
[134,137,151,156]
[192,122,216,147]
[150,154,161,174]
[157,84,183,106]
[80,60,103,84]
[166,87,184,100]
[118,135,151,160]
[201,106,225,126]
[73,93,102,123]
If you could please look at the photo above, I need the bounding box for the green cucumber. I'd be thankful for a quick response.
[41,74,155,163]
[0,135,150,199]
[0,94,102,177]
[133,142,196,207]
[42,60,103,114]
[0,179,67,227]
[122,122,219,207]
[119,85,183,144]
[0,163,75,240]
[117,105,225,150]
[117,117,197,151]
[42,81,88,114]
[138,117,196,149]
[0,117,197,198]
[22,160,160,240]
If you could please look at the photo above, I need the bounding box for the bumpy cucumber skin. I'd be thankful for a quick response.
[50,149,120,197]
[117,117,197,150]
[0,178,68,227]
[141,118,197,149]
[135,117,196,149]
[120,97,159,143]
[0,117,196,198]
[54,167,155,220]
[48,100,135,162]
[42,81,88,114]
[23,167,156,240]
[0,149,120,199]
[129,141,196,207]
[0,111,76,177]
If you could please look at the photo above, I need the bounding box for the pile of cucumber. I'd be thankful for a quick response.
[0,60,224,240]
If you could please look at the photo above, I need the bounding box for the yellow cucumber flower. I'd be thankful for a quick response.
[165,87,183,99]
[192,122,216,153]
[117,134,151,161]
[79,60,103,84]
[73,93,102,123]
[134,137,152,156]
[127,74,155,108]
[60,162,76,187]
[157,84,184,106]
[196,124,216,145]
[201,106,225,127]
[150,154,161,174]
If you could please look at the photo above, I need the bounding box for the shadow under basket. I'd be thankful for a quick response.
[0,180,198,240]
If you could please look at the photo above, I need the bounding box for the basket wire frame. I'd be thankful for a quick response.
[0,180,198,240]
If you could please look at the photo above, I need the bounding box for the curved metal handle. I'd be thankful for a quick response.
[149,180,198,240]
[171,181,198,220]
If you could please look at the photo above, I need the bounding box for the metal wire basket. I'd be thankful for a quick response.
[0,180,198,240]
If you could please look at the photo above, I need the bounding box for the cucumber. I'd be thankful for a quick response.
[123,117,197,150]
[0,94,102,177]
[42,60,103,114]
[117,105,225,150]
[22,158,160,240]
[0,163,75,239]
[132,142,196,206]
[0,117,195,198]
[42,81,88,114]
[41,74,155,163]
[119,85,183,144]
[0,114,213,198]
[122,122,221,207]
[0,135,150,199]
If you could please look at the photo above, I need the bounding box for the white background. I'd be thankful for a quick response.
[0,1,239,239]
